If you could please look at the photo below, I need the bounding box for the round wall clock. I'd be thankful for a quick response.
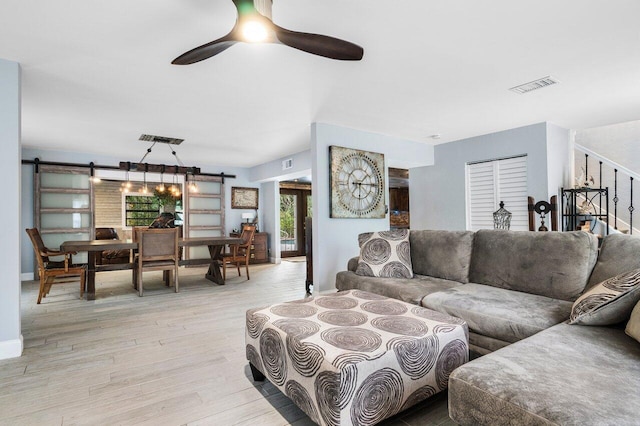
[330,146,386,218]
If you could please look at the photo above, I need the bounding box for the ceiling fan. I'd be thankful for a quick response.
[172,0,364,64]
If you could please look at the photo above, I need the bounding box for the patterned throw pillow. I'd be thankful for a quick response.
[355,230,413,279]
[626,300,640,343]
[570,268,640,325]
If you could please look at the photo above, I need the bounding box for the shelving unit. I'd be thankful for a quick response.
[561,187,609,236]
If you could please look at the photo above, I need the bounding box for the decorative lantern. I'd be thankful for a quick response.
[493,201,512,230]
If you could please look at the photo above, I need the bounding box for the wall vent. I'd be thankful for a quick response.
[139,134,184,145]
[509,76,559,94]
[282,158,293,170]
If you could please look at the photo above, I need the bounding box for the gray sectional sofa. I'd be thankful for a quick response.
[335,229,640,425]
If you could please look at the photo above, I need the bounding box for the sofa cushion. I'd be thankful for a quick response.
[449,323,640,426]
[347,256,359,272]
[421,283,573,343]
[335,271,461,305]
[469,230,598,301]
[467,332,510,356]
[587,233,640,289]
[570,268,640,325]
[355,230,413,278]
[409,230,474,283]
[626,301,640,343]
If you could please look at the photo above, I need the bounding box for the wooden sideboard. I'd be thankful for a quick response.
[231,232,269,264]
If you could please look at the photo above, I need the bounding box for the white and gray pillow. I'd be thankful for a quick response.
[356,230,413,279]
[625,300,640,343]
[569,268,640,325]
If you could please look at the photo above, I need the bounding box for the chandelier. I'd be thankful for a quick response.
[119,134,200,193]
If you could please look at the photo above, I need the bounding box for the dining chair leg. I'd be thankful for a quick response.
[138,268,143,297]
[245,257,250,280]
[37,273,46,304]
[236,261,241,277]
[223,260,227,281]
[174,267,179,293]
[44,276,55,296]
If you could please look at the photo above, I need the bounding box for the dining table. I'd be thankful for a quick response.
[61,236,242,300]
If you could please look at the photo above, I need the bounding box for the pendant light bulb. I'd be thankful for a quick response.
[242,19,269,43]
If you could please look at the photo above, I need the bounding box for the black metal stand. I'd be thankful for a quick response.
[561,187,609,235]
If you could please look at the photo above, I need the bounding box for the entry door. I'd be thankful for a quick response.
[280,189,311,257]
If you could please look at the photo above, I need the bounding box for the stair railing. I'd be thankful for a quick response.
[575,143,639,235]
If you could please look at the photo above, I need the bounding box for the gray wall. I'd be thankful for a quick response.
[250,149,312,183]
[0,59,22,359]
[410,122,570,231]
[21,147,260,276]
[546,122,572,199]
[311,123,435,292]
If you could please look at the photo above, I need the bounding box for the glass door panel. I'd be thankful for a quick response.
[41,193,90,209]
[41,213,91,229]
[280,194,298,253]
[40,172,90,189]
[280,188,311,257]
[189,196,222,210]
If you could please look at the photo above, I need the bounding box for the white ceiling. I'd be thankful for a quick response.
[1,0,639,168]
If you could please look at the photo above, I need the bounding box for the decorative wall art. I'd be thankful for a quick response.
[330,146,386,218]
[231,187,259,209]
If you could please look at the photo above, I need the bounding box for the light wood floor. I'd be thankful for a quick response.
[0,262,453,426]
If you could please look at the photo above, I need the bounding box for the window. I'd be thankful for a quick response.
[124,194,160,227]
[466,156,528,231]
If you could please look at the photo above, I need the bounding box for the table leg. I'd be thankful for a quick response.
[86,251,97,300]
[204,244,225,285]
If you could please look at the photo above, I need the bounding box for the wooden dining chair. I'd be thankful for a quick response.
[222,225,256,281]
[134,227,179,296]
[130,225,151,289]
[26,228,86,304]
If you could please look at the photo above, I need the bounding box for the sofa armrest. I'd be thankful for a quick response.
[347,256,359,272]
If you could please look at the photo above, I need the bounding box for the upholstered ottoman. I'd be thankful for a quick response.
[245,290,469,426]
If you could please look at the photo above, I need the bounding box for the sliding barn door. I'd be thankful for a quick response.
[35,165,94,263]
[183,175,225,260]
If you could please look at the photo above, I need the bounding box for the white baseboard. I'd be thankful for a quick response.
[0,336,23,360]
[21,272,34,281]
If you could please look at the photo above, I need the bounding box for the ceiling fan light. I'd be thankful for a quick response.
[242,20,269,43]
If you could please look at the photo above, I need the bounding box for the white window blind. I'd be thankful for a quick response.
[466,156,528,231]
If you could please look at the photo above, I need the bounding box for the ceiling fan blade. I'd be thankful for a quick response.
[172,32,239,65]
[273,25,363,61]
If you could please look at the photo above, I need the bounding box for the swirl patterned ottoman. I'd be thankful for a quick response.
[245,290,469,426]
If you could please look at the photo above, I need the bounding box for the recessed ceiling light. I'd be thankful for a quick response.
[428,134,441,140]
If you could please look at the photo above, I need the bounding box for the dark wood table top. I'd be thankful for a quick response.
[61,240,136,251]
[179,236,242,247]
[61,236,243,252]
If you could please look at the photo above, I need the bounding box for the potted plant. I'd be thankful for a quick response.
[153,187,181,214]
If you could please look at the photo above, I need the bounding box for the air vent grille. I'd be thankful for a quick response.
[282,158,293,170]
[139,134,184,145]
[509,76,559,94]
